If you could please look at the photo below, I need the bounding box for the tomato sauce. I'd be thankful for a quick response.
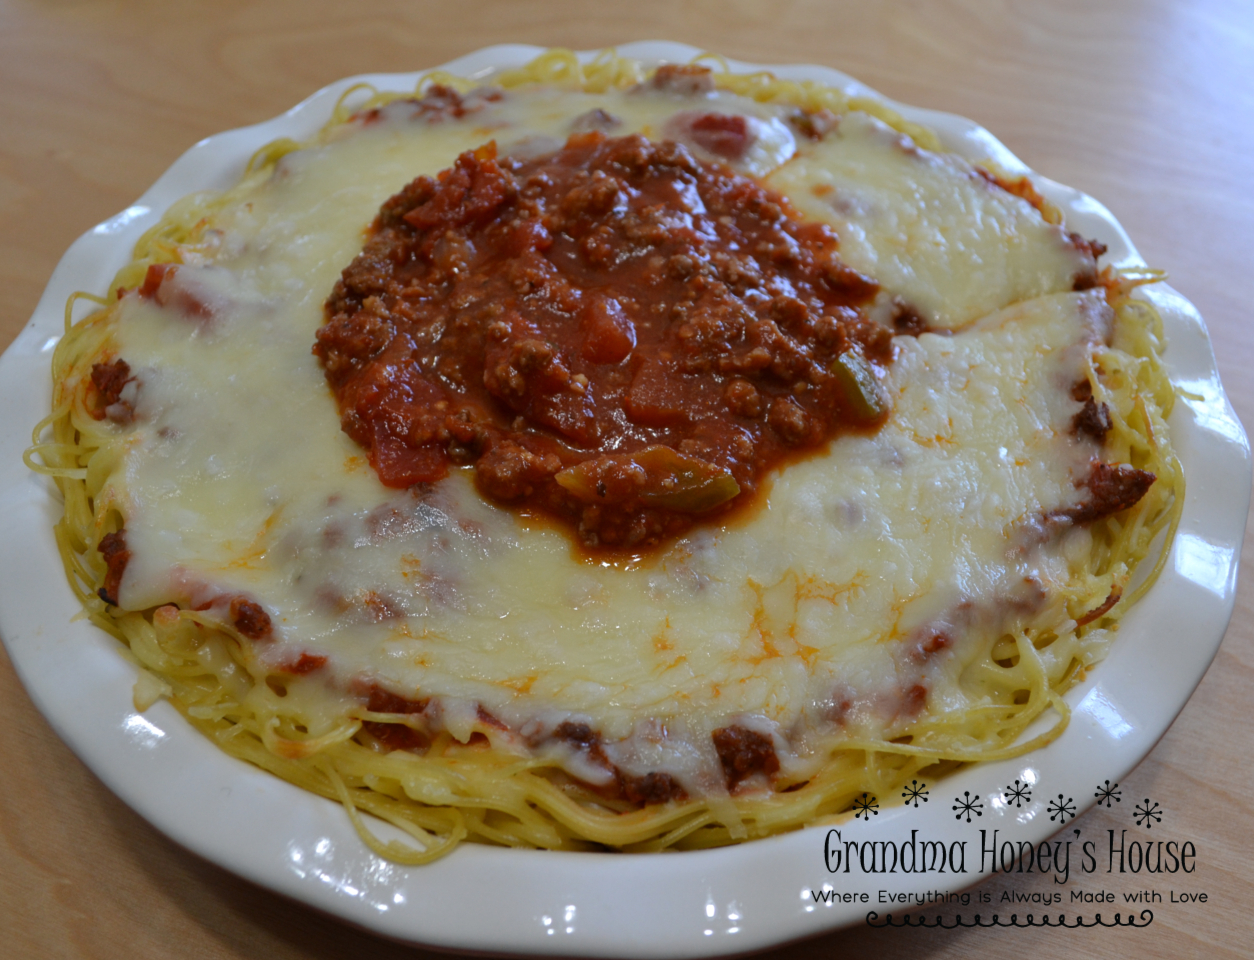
[316,132,892,548]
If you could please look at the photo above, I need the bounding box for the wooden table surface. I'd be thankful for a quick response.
[2,1,1251,957]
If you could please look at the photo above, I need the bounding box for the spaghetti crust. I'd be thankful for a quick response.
[29,49,1182,863]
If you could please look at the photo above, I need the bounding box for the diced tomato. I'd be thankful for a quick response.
[581,297,636,364]
[625,359,688,427]
[687,113,753,160]
[370,424,447,487]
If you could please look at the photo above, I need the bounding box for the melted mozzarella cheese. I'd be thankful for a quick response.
[102,86,1106,795]
[770,112,1091,329]
[352,83,797,177]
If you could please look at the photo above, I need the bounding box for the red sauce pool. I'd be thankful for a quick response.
[315,132,892,548]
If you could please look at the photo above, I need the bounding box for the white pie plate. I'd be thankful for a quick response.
[0,40,1248,958]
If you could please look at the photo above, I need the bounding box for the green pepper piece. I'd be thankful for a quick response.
[552,460,604,502]
[554,446,740,513]
[832,349,888,422]
[634,447,741,513]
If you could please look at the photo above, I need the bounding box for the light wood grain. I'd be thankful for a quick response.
[2,1,1251,957]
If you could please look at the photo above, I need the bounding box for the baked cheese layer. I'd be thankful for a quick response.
[770,111,1091,329]
[101,83,1106,794]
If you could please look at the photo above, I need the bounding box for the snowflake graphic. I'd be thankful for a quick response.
[901,780,929,808]
[952,791,984,823]
[1047,794,1077,823]
[1094,780,1122,807]
[1134,798,1162,828]
[852,793,879,821]
[1003,779,1032,808]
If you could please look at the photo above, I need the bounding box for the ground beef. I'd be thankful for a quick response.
[1073,396,1113,441]
[712,724,780,788]
[96,530,130,606]
[316,133,890,550]
[90,359,131,413]
[621,771,688,805]
[361,687,430,752]
[279,653,327,675]
[229,597,272,639]
[650,64,716,95]
[1071,380,1112,441]
[1055,461,1156,525]
[549,721,687,805]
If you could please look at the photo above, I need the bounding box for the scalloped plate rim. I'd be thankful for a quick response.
[0,40,1248,958]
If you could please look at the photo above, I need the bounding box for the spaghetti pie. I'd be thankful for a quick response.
[31,52,1181,862]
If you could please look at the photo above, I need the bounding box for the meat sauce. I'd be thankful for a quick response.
[89,359,133,419]
[712,724,780,787]
[96,530,130,606]
[316,132,891,548]
[1055,461,1156,525]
